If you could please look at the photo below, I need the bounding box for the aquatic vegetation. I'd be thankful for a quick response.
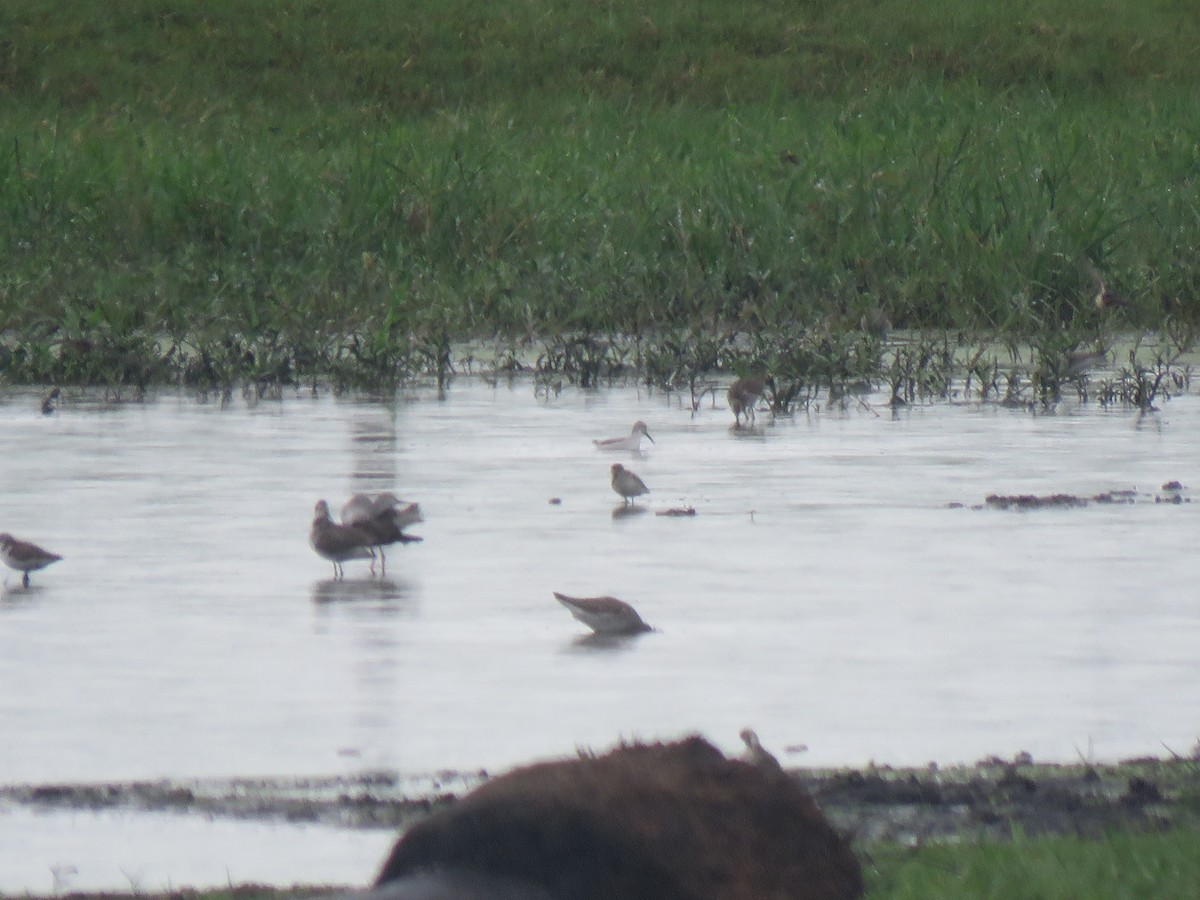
[1,1,1199,400]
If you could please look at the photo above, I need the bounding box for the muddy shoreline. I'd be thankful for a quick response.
[4,753,1197,847]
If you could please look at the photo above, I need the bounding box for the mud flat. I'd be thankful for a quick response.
[4,752,1198,848]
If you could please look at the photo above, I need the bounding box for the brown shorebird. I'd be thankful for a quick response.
[1094,282,1130,311]
[0,533,63,587]
[309,500,373,579]
[340,492,423,575]
[41,387,61,415]
[593,421,655,452]
[610,463,649,505]
[739,728,782,771]
[553,592,651,636]
[727,375,767,428]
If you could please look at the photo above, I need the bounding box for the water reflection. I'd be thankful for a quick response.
[611,504,649,520]
[0,582,46,607]
[310,576,411,605]
[563,632,652,654]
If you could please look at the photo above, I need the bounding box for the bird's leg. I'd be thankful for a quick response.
[22,572,30,588]
[379,548,387,576]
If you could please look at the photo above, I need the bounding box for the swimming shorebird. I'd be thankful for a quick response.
[309,500,373,579]
[727,375,767,428]
[553,592,651,636]
[593,421,655,452]
[0,532,63,587]
[610,463,649,505]
[340,492,423,575]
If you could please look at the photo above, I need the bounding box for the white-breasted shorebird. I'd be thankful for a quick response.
[340,492,423,575]
[593,421,655,452]
[0,532,63,587]
[553,592,651,636]
[728,375,767,428]
[610,463,649,505]
[739,728,782,771]
[309,500,373,579]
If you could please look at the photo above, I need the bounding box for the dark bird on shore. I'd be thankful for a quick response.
[309,500,373,579]
[41,387,61,415]
[0,532,63,587]
[340,492,423,575]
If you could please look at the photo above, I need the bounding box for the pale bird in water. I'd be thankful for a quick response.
[554,592,651,635]
[739,728,782,771]
[593,421,655,452]
[0,532,63,587]
[340,492,424,575]
[610,463,649,505]
[728,375,767,428]
[309,500,373,579]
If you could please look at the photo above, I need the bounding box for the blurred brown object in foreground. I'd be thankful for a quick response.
[356,735,862,900]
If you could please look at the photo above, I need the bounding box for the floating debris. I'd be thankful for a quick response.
[979,485,1187,510]
[656,506,697,517]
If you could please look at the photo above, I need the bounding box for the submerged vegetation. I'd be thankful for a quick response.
[1,0,1198,399]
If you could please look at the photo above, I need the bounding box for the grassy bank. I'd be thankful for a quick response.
[865,827,1200,897]
[1,1,1198,392]
[8,828,1200,899]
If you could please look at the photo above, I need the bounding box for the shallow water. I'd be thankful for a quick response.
[1,378,1197,890]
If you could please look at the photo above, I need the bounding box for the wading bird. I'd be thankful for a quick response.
[554,591,651,636]
[309,500,373,579]
[593,421,655,452]
[0,532,63,587]
[728,374,768,428]
[610,463,649,505]
[340,492,423,575]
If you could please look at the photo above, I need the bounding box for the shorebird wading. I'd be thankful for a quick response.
[554,592,651,636]
[610,463,649,505]
[728,375,767,429]
[340,492,424,575]
[309,500,373,579]
[0,532,63,587]
[593,421,655,452]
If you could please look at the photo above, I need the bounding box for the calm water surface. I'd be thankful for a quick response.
[1,378,1197,890]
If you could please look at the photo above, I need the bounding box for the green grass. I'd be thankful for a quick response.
[1,0,1198,390]
[865,827,1200,898]
[5,828,1200,899]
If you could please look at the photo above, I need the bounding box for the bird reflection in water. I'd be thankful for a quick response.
[310,576,411,605]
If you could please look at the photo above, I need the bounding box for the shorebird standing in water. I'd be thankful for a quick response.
[340,492,423,575]
[309,500,373,579]
[553,592,651,636]
[41,387,61,415]
[593,421,655,452]
[0,532,63,587]
[610,463,649,505]
[727,375,767,429]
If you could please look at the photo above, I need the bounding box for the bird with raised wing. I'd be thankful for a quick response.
[340,492,424,575]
